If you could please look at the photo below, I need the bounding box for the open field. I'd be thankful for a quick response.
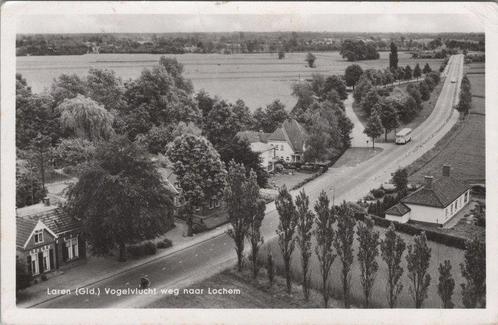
[146,268,340,308]
[407,62,485,184]
[17,51,444,111]
[353,78,445,143]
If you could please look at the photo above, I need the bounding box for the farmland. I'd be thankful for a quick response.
[17,51,444,111]
[407,62,485,184]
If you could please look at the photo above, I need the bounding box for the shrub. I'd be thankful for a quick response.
[143,241,157,255]
[41,274,48,281]
[127,244,144,257]
[157,238,173,249]
[370,188,385,199]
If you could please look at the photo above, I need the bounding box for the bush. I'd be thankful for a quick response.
[370,188,385,199]
[353,212,467,249]
[143,241,157,255]
[41,274,48,281]
[157,238,173,249]
[127,244,145,257]
[274,163,284,173]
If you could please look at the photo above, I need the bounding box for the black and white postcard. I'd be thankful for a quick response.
[1,1,497,324]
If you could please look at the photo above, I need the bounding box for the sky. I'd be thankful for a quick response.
[17,13,484,34]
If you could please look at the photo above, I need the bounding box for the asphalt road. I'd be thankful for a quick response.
[33,55,464,308]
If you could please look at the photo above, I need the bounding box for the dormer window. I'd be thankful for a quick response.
[34,229,43,244]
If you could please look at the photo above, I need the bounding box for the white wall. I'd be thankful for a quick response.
[268,140,295,162]
[406,189,471,225]
[406,204,445,224]
[386,213,410,224]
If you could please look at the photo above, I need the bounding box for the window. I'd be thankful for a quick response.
[286,156,290,161]
[209,198,215,210]
[65,237,79,260]
[34,229,43,244]
[450,204,453,215]
[445,208,448,217]
[455,200,458,210]
[464,192,469,203]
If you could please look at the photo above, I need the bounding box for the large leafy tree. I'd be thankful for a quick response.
[361,89,381,116]
[167,134,227,236]
[422,63,432,74]
[356,216,380,307]
[86,68,126,112]
[123,60,200,135]
[295,190,314,301]
[353,74,373,103]
[52,138,96,169]
[314,191,336,307]
[203,100,243,150]
[364,109,383,149]
[49,73,87,107]
[16,74,62,148]
[64,136,175,261]
[275,186,298,294]
[253,100,289,133]
[406,232,432,308]
[323,75,348,100]
[378,101,400,141]
[57,95,115,141]
[460,238,486,308]
[16,161,47,208]
[333,202,356,308]
[344,64,363,90]
[381,223,406,308]
[218,137,268,188]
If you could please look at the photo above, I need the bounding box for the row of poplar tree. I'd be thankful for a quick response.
[226,171,486,308]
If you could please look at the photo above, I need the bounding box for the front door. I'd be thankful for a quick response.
[38,252,44,274]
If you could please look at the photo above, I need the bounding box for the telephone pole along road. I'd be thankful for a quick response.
[33,54,464,308]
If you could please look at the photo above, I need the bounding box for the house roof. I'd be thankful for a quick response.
[401,176,470,208]
[268,119,308,153]
[16,207,81,248]
[16,217,38,248]
[385,202,411,216]
[235,130,271,144]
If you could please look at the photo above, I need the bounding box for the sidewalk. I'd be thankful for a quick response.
[18,220,232,308]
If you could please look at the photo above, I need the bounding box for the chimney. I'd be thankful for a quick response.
[442,165,451,177]
[424,176,434,189]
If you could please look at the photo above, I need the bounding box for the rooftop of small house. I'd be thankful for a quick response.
[16,202,81,248]
[235,119,308,153]
[401,166,470,209]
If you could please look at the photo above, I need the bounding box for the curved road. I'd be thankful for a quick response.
[32,55,463,308]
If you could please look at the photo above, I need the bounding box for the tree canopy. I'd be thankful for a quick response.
[64,136,175,261]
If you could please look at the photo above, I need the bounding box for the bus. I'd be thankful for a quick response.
[395,128,412,144]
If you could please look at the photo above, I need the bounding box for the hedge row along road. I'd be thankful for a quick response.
[33,55,464,308]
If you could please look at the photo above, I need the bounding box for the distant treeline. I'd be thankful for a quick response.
[16,32,484,57]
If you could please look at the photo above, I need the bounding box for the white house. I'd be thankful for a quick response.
[235,130,277,172]
[386,166,471,226]
[266,119,308,163]
[235,119,308,171]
